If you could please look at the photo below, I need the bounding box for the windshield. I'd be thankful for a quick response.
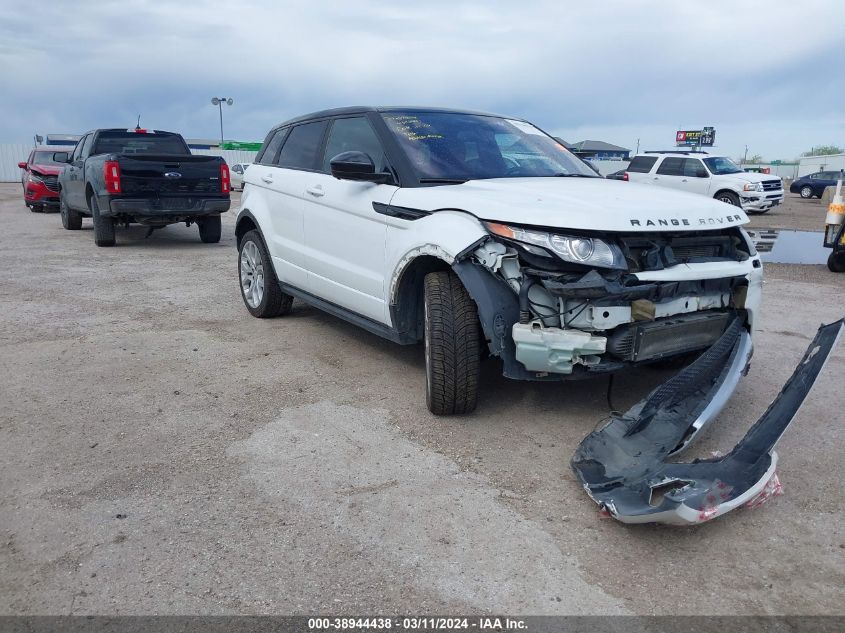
[93,132,190,156]
[381,111,597,181]
[32,151,65,165]
[703,156,743,175]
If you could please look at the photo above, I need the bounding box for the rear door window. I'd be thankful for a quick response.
[682,158,705,177]
[277,121,328,171]
[656,157,684,176]
[626,156,658,173]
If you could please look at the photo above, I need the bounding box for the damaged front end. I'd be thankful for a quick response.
[571,318,843,524]
[453,221,761,382]
[452,221,841,525]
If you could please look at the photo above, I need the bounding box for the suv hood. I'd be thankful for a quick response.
[718,171,778,184]
[391,177,749,232]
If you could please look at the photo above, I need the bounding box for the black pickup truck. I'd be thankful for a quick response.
[55,128,231,246]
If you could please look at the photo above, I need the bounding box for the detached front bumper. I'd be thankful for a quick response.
[571,318,843,525]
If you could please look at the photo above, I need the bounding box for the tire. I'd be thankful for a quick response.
[715,191,740,207]
[238,229,293,318]
[60,192,82,230]
[423,270,481,415]
[828,252,845,273]
[800,186,813,199]
[91,196,115,247]
[198,215,222,243]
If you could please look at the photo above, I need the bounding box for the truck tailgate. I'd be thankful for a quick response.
[117,155,224,196]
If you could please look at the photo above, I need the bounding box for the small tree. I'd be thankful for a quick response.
[802,145,844,157]
[748,154,764,164]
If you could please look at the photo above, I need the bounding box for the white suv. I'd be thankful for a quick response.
[235,108,762,415]
[625,152,784,214]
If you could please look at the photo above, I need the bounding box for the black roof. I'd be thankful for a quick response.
[273,106,522,130]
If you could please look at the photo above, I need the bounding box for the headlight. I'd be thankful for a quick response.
[485,221,626,269]
[743,182,763,192]
[27,172,43,184]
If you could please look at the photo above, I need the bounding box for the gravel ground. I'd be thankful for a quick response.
[1,184,843,615]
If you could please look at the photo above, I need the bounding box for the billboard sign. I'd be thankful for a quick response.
[676,127,716,147]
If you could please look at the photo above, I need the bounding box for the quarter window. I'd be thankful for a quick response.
[256,128,287,165]
[277,121,328,171]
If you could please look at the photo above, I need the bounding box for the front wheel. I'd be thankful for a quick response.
[828,252,845,273]
[60,193,82,230]
[423,270,481,416]
[800,185,814,199]
[91,196,115,247]
[715,191,740,207]
[238,230,293,318]
[198,215,222,243]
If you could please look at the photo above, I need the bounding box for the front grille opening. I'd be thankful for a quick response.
[619,229,749,271]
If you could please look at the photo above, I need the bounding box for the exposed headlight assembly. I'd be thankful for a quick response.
[27,172,44,184]
[485,221,626,269]
[742,182,763,192]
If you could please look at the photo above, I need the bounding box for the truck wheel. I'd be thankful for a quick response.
[800,186,813,199]
[238,229,293,318]
[60,193,82,230]
[91,196,115,247]
[423,270,480,416]
[198,215,222,243]
[828,252,845,273]
[715,191,740,207]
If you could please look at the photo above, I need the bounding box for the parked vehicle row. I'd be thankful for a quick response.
[19,129,232,246]
[790,170,844,199]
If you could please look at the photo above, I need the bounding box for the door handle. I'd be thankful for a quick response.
[306,185,324,197]
[261,175,273,184]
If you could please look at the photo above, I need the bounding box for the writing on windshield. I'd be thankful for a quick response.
[381,111,597,181]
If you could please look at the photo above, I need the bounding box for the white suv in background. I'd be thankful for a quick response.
[625,151,784,214]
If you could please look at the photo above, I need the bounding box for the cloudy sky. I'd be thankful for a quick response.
[1,0,843,160]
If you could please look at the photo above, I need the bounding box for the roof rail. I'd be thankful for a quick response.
[644,150,711,155]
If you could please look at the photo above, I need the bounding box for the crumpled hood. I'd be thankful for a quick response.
[389,177,749,232]
[717,171,780,185]
[30,163,64,176]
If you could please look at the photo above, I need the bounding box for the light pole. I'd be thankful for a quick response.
[210,97,233,147]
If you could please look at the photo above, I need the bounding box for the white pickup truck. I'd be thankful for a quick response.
[625,151,784,214]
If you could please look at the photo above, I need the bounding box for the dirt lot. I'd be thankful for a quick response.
[1,184,843,615]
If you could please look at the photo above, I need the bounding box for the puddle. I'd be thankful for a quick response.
[747,229,829,265]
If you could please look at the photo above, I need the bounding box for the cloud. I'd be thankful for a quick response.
[0,0,842,159]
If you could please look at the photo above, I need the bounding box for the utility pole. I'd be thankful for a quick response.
[210,97,234,147]
[742,145,748,166]
[635,138,640,154]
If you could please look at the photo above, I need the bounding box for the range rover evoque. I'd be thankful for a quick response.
[235,107,763,415]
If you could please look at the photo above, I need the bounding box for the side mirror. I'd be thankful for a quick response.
[17,161,27,169]
[52,152,70,163]
[329,151,389,183]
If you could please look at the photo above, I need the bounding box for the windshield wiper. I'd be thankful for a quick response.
[419,178,468,184]
[553,173,597,178]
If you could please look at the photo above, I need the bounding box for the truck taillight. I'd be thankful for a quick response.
[623,172,629,181]
[104,161,121,193]
[220,163,230,193]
